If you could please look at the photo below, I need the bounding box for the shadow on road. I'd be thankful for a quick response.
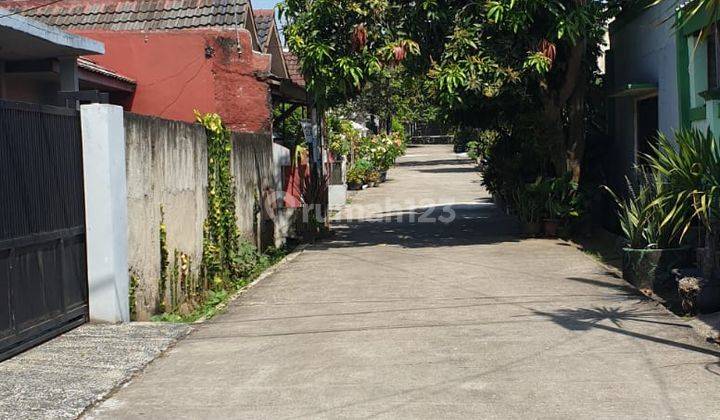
[532,306,720,358]
[395,158,471,167]
[322,202,521,250]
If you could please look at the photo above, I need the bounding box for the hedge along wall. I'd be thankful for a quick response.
[124,113,278,320]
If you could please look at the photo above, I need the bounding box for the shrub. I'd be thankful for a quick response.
[543,174,582,220]
[645,129,720,277]
[328,117,360,158]
[466,140,480,160]
[604,169,688,250]
[355,132,406,172]
[348,158,373,184]
[453,126,478,152]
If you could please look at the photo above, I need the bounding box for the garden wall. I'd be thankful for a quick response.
[230,132,275,249]
[124,113,283,320]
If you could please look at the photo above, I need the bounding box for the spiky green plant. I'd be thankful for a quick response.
[645,129,720,278]
[604,169,688,250]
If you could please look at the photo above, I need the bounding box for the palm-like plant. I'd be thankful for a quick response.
[645,130,720,279]
[605,169,688,250]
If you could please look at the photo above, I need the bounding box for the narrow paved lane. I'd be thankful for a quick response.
[89,145,720,419]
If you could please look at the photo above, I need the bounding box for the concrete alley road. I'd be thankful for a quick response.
[88,145,720,419]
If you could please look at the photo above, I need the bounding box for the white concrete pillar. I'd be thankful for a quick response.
[80,104,130,323]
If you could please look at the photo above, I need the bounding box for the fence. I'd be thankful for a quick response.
[0,100,88,361]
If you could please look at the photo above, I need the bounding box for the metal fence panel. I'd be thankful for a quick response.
[0,100,88,361]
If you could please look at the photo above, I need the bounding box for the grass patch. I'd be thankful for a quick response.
[151,246,290,323]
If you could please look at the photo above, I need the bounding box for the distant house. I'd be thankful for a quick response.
[5,0,306,134]
[254,9,288,80]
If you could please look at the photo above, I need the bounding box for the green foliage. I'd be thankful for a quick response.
[280,1,420,107]
[604,169,688,250]
[644,129,720,278]
[542,174,582,220]
[466,141,480,160]
[129,272,139,321]
[479,120,551,202]
[273,105,306,149]
[282,0,623,180]
[151,247,289,323]
[327,115,360,158]
[158,207,168,313]
[645,129,720,233]
[390,117,405,135]
[355,132,406,173]
[511,181,545,224]
[195,111,247,290]
[453,126,479,151]
[347,158,373,185]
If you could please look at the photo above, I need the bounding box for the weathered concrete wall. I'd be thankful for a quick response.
[125,113,208,320]
[231,132,276,249]
[273,143,296,247]
[124,114,282,319]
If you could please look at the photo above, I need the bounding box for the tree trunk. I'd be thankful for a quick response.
[566,77,587,183]
[541,102,566,176]
[540,38,587,179]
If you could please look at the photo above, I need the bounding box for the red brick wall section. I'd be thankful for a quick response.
[69,29,273,132]
[211,33,272,133]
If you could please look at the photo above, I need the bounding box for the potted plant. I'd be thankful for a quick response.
[512,182,543,236]
[366,170,381,187]
[646,130,719,281]
[299,167,330,242]
[543,175,581,237]
[347,159,372,190]
[605,169,690,293]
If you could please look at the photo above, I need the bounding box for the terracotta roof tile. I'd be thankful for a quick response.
[13,0,250,32]
[253,9,273,50]
[283,50,305,87]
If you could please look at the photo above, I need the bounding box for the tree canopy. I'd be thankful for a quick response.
[280,0,631,179]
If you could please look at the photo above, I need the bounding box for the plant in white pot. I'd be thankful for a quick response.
[605,169,690,293]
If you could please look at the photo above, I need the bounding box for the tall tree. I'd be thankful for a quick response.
[281,0,625,180]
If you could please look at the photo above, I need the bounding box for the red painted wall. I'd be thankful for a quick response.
[74,29,272,133]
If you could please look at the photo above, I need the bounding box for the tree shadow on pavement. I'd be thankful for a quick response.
[417,167,480,174]
[531,306,720,358]
[564,276,638,295]
[394,158,471,167]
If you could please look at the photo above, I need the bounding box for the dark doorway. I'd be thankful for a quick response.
[636,96,659,161]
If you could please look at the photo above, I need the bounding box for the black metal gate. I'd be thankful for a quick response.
[0,100,88,362]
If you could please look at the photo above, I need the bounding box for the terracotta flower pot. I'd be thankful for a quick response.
[543,219,560,237]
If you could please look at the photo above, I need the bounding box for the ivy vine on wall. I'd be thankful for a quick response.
[195,111,246,289]
[141,112,284,323]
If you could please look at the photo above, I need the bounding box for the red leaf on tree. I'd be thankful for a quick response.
[352,24,368,51]
[393,45,406,63]
[538,39,556,64]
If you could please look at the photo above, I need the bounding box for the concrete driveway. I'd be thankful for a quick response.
[87,145,720,419]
